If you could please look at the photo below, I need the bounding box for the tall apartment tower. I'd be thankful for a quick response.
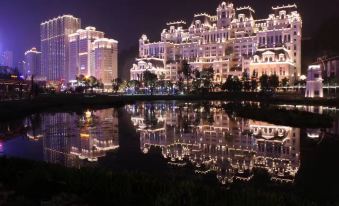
[92,38,118,89]
[24,47,42,78]
[41,15,81,82]
[69,27,104,79]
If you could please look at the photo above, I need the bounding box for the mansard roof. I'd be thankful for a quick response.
[272,4,298,16]
[192,13,214,26]
[137,58,165,68]
[254,49,290,59]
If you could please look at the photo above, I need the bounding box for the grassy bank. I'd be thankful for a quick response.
[0,157,334,206]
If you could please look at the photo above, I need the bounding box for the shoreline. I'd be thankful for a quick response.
[0,92,338,122]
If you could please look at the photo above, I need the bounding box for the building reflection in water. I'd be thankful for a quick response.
[25,109,119,168]
[126,102,300,185]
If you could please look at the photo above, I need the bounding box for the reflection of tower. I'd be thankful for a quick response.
[305,65,323,98]
[42,113,80,167]
[70,109,119,162]
[25,114,44,141]
[42,109,119,168]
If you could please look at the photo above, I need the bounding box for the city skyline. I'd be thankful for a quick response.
[0,0,338,68]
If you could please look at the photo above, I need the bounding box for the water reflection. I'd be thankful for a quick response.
[0,109,120,167]
[2,101,338,186]
[126,102,300,184]
[277,104,339,139]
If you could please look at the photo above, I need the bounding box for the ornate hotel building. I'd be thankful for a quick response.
[131,2,302,83]
[69,27,118,88]
[41,15,81,82]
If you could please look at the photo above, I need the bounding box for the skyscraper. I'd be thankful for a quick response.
[69,27,104,79]
[41,15,81,82]
[92,38,118,89]
[24,47,42,78]
[0,51,13,68]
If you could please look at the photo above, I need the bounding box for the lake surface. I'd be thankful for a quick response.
[0,101,339,196]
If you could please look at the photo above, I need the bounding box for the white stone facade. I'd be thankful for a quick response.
[305,65,323,98]
[131,2,302,83]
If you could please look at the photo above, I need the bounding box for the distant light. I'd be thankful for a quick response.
[300,75,306,81]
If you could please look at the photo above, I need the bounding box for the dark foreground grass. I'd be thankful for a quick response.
[0,157,337,206]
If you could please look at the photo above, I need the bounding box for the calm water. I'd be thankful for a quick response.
[0,101,339,190]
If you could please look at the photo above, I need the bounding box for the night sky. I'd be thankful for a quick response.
[0,0,338,66]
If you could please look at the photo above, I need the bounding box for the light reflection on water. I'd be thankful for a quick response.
[126,102,300,184]
[0,101,338,185]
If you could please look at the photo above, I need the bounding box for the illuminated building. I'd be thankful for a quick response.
[127,102,300,184]
[131,2,302,83]
[305,65,323,98]
[24,47,42,78]
[92,38,118,89]
[0,51,13,68]
[68,27,104,78]
[41,15,81,81]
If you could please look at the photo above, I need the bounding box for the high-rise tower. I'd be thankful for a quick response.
[41,15,81,81]
[69,27,104,79]
[24,47,42,78]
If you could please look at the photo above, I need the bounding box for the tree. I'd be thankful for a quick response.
[143,70,157,95]
[128,80,141,94]
[269,74,279,91]
[181,60,191,93]
[281,77,289,87]
[200,67,214,92]
[242,71,251,91]
[119,81,128,93]
[112,78,122,93]
[259,74,269,92]
[222,75,242,92]
[251,79,258,91]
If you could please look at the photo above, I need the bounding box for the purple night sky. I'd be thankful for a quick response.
[0,0,338,66]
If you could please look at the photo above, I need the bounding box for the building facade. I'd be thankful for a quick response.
[69,27,118,88]
[24,47,42,78]
[41,15,81,82]
[69,27,105,78]
[92,38,118,89]
[131,2,302,83]
[305,65,323,98]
